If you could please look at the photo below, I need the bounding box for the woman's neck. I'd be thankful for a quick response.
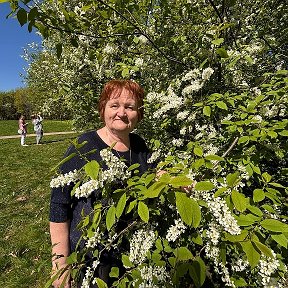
[98,127,130,151]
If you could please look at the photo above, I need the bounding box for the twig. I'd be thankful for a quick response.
[221,136,239,158]
[99,220,137,254]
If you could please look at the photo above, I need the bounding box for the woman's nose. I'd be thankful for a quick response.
[117,106,126,116]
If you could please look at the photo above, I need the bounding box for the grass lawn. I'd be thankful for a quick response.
[0,120,74,136]
[0,126,80,287]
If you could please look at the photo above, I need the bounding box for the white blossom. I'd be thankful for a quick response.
[182,69,201,81]
[74,179,102,198]
[129,229,156,264]
[231,258,249,272]
[172,138,184,147]
[202,67,214,80]
[257,251,280,286]
[135,58,144,67]
[85,228,102,249]
[50,169,82,188]
[176,110,189,120]
[166,218,186,242]
[182,80,203,95]
[147,150,161,164]
[139,265,169,287]
[206,223,221,245]
[207,197,241,235]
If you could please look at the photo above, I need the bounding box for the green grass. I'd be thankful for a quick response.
[0,125,80,287]
[0,120,74,136]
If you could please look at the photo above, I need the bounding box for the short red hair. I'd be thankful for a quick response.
[98,80,145,122]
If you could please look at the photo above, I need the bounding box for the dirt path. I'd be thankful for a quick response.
[0,131,77,139]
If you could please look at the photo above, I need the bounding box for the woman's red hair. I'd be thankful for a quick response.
[98,80,144,122]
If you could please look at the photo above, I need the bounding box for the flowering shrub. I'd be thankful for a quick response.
[48,70,288,287]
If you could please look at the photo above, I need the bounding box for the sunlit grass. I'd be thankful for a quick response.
[0,120,74,136]
[0,129,80,287]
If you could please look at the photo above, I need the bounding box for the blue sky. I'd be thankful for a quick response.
[0,2,41,92]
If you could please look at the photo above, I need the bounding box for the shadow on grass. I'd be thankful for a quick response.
[34,136,77,145]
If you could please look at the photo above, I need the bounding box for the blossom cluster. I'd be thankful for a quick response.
[206,197,241,235]
[51,148,131,198]
[129,229,156,264]
[50,169,82,188]
[257,252,280,287]
[139,265,169,287]
[100,149,131,182]
[204,243,236,288]
[166,219,186,242]
[85,228,102,249]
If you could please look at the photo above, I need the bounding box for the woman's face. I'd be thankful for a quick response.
[104,88,138,134]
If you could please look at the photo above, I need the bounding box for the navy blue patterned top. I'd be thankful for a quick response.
[49,130,152,252]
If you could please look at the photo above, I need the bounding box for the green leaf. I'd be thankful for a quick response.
[245,55,253,64]
[216,48,229,58]
[271,233,288,248]
[260,219,288,232]
[247,205,263,217]
[28,7,38,21]
[238,136,249,144]
[17,8,27,26]
[226,172,240,187]
[240,241,260,268]
[122,255,133,268]
[174,247,193,261]
[106,205,116,231]
[225,230,248,242]
[191,233,203,245]
[193,147,203,157]
[216,101,228,110]
[51,152,77,171]
[143,182,166,198]
[116,193,126,218]
[205,155,224,161]
[214,187,228,197]
[95,277,108,288]
[262,172,272,182]
[121,67,130,78]
[84,160,100,180]
[109,267,119,278]
[252,241,273,258]
[211,38,224,45]
[138,201,149,223]
[195,181,215,191]
[253,189,265,202]
[268,130,277,138]
[279,130,288,136]
[127,163,140,172]
[189,256,206,288]
[203,106,211,116]
[126,200,137,213]
[233,277,247,286]
[170,176,193,188]
[235,214,260,226]
[231,190,247,212]
[175,192,201,227]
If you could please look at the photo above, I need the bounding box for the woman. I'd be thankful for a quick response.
[31,114,43,145]
[50,80,152,287]
[18,115,28,146]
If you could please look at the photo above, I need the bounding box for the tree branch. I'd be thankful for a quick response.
[96,0,186,66]
[207,0,224,23]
